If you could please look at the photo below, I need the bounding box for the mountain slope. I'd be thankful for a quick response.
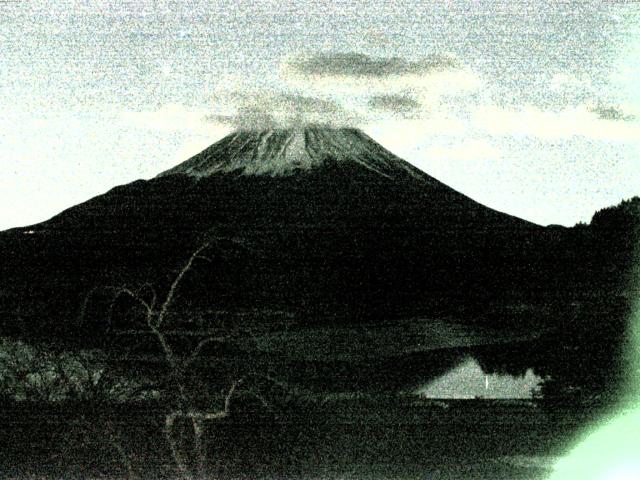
[0,127,558,345]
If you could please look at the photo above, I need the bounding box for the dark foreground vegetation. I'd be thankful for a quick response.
[0,397,614,480]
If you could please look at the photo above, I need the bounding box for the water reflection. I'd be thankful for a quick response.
[418,357,543,399]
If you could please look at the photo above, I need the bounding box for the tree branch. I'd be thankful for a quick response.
[184,336,228,367]
[224,378,243,413]
[164,413,192,479]
[111,287,153,316]
[149,324,178,372]
[104,422,138,480]
[156,242,211,329]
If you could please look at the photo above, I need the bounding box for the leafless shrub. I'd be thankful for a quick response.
[82,241,269,479]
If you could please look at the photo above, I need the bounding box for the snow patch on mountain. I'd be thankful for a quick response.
[158,126,428,180]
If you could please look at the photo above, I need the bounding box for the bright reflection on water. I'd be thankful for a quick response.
[418,357,542,399]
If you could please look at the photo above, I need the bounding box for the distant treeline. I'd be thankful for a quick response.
[478,196,640,402]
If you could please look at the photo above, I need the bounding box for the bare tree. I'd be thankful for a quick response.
[81,241,252,479]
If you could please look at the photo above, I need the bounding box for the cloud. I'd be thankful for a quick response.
[588,104,636,121]
[474,104,640,141]
[421,139,500,163]
[287,52,459,78]
[204,91,362,130]
[120,103,217,135]
[199,52,479,131]
[368,94,421,116]
[282,51,481,114]
[547,73,594,106]
[546,74,637,123]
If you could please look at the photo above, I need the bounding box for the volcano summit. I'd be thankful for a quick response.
[159,127,433,180]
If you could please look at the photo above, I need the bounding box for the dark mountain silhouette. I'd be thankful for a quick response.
[0,127,636,397]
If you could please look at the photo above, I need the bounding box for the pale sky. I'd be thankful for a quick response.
[1,0,639,230]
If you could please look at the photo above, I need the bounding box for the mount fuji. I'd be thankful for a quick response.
[2,126,627,392]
